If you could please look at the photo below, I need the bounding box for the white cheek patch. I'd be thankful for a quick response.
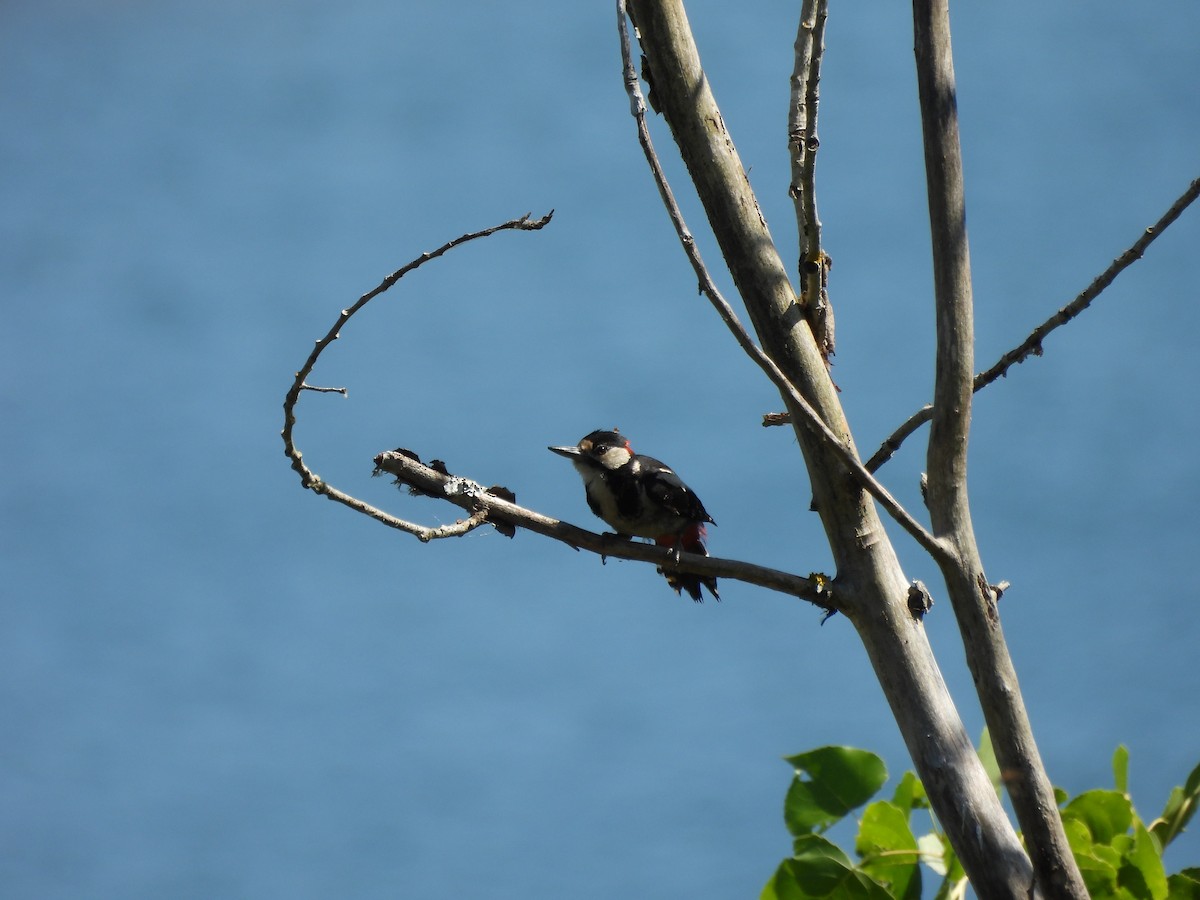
[597,447,631,469]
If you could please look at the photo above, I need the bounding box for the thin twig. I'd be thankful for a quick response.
[789,0,834,358]
[863,403,934,472]
[864,176,1200,472]
[975,176,1200,389]
[280,212,553,489]
[373,450,836,608]
[309,477,493,543]
[617,0,946,562]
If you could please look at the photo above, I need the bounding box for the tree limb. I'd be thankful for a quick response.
[913,1,1085,896]
[372,450,835,607]
[864,175,1200,472]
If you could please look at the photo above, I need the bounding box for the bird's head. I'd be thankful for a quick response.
[548,429,633,471]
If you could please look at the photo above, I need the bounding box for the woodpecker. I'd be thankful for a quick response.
[548,429,718,602]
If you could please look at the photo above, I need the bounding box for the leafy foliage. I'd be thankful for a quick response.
[782,747,890,835]
[762,742,1199,900]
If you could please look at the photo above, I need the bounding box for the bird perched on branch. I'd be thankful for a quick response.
[548,429,718,602]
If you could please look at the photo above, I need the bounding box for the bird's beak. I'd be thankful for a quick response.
[548,445,581,459]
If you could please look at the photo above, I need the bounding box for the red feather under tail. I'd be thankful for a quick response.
[655,523,719,602]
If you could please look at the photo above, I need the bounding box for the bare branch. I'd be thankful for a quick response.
[789,0,834,359]
[280,211,553,489]
[864,403,933,472]
[917,3,973,540]
[913,0,1085,895]
[865,175,1200,472]
[277,202,832,609]
[373,450,836,609]
[975,176,1200,388]
[307,476,492,542]
[617,0,945,564]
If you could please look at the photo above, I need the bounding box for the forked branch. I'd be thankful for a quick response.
[618,0,945,564]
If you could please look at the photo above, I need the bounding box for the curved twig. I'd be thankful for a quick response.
[280,212,553,489]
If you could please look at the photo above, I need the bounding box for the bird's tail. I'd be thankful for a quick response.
[655,522,719,602]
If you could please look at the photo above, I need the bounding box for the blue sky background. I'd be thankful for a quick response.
[3,1,1198,897]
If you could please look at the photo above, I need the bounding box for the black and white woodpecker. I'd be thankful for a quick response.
[548,429,719,602]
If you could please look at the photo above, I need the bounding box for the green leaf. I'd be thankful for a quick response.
[1115,822,1168,900]
[783,747,888,836]
[917,833,947,877]
[764,835,893,900]
[793,834,855,868]
[1149,760,1200,849]
[1073,845,1119,897]
[1063,789,1135,844]
[856,801,921,900]
[1113,745,1130,795]
[1063,815,1095,856]
[1165,870,1200,900]
[1065,806,1128,900]
[1094,843,1123,869]
[1110,833,1135,856]
[977,728,1001,796]
[931,875,969,900]
[761,870,783,900]
[890,771,928,817]
[926,831,967,900]
[856,802,918,859]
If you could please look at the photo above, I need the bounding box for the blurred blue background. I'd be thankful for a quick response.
[3,1,1198,897]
